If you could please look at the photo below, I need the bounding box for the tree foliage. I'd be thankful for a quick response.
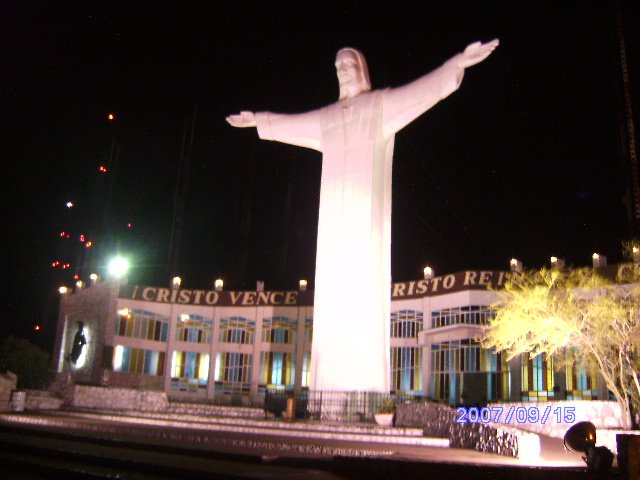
[482,267,640,428]
[0,336,51,390]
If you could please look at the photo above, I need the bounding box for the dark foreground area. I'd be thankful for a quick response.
[0,424,625,480]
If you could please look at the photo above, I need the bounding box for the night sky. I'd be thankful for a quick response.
[3,2,639,351]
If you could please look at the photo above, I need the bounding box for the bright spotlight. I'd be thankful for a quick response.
[108,256,129,278]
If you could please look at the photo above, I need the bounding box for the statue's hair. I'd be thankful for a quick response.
[336,47,371,92]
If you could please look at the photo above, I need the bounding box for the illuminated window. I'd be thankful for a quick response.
[391,347,422,393]
[301,352,311,388]
[260,352,295,387]
[304,318,313,343]
[112,345,165,376]
[219,317,255,344]
[170,350,209,393]
[175,314,212,344]
[430,306,494,329]
[521,353,554,401]
[430,339,509,405]
[391,310,423,338]
[262,317,297,344]
[115,309,168,342]
[214,352,252,402]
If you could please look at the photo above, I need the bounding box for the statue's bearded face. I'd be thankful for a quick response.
[335,50,367,100]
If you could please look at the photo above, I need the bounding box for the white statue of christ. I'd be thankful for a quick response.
[227,40,498,393]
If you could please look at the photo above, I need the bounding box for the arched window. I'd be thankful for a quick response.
[115,309,168,342]
[175,314,212,344]
[262,317,297,344]
[219,317,255,344]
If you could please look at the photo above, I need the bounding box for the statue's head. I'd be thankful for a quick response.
[335,47,371,100]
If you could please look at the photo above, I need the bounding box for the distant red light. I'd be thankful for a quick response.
[79,234,85,242]
[74,274,80,280]
[60,231,65,237]
[99,165,108,173]
[34,325,40,331]
[127,223,133,229]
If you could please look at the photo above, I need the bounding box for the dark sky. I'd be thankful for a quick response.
[3,2,639,350]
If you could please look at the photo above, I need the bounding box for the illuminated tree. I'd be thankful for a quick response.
[482,267,640,429]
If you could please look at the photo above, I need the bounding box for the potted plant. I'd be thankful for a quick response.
[374,398,395,426]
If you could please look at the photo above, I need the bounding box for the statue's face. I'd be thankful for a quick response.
[335,50,366,99]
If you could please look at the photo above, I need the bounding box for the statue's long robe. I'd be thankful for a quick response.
[255,55,462,391]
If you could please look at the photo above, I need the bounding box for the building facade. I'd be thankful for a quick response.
[53,269,608,406]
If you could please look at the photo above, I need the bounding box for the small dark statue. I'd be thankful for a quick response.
[67,321,87,365]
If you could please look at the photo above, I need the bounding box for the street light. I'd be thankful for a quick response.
[108,256,129,278]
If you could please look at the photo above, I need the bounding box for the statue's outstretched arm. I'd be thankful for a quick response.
[227,108,322,151]
[458,39,499,70]
[382,39,499,137]
[226,111,256,128]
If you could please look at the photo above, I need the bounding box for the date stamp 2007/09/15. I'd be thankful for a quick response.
[455,406,577,425]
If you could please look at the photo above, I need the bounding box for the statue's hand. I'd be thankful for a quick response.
[226,111,256,128]
[458,39,499,69]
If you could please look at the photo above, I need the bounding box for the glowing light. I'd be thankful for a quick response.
[299,279,308,291]
[113,345,124,370]
[79,234,85,242]
[107,113,115,121]
[76,280,83,289]
[99,165,108,173]
[127,223,133,229]
[74,274,80,280]
[517,431,542,463]
[172,276,181,288]
[74,327,90,369]
[592,253,599,260]
[179,313,189,322]
[117,308,130,317]
[34,325,40,331]
[90,273,98,284]
[214,278,223,291]
[510,258,523,272]
[550,256,558,263]
[66,202,73,208]
[634,247,639,254]
[171,351,178,376]
[199,354,210,381]
[85,241,93,248]
[423,266,434,280]
[108,256,129,278]
[58,286,68,294]
[60,231,66,237]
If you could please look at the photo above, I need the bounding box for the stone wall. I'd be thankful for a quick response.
[72,385,169,412]
[105,370,165,391]
[395,401,521,458]
[395,401,455,437]
[0,371,17,412]
[24,390,63,410]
